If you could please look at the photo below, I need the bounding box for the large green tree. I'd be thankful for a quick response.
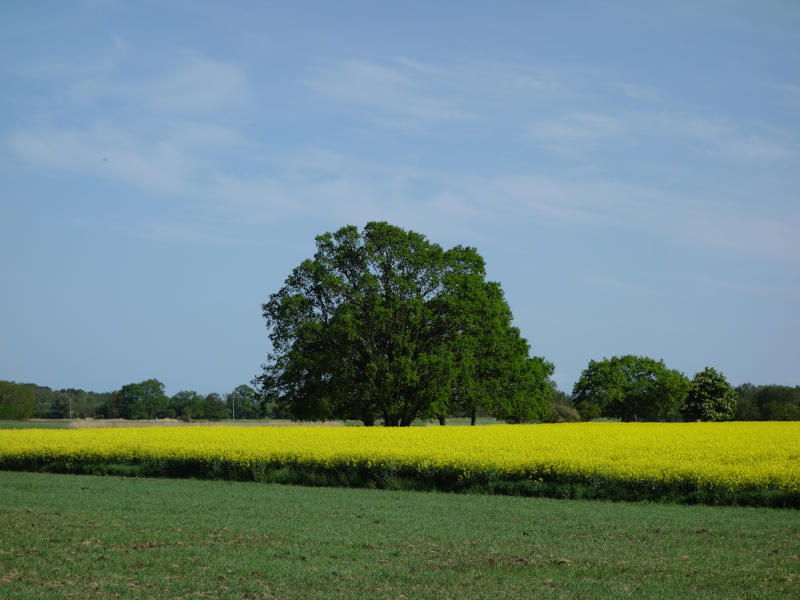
[255,222,551,426]
[572,355,689,422]
[681,367,737,421]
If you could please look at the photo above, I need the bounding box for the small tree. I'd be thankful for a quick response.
[682,367,737,421]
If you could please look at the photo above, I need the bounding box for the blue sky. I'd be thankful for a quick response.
[1,1,798,397]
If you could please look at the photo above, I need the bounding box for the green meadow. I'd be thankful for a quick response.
[1,471,798,599]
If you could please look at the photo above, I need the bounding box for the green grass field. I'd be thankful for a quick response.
[1,471,798,599]
[0,419,71,429]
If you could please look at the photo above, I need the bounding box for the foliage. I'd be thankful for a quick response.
[103,379,169,419]
[23,384,109,419]
[734,383,800,420]
[733,383,760,420]
[227,384,261,419]
[167,390,205,420]
[572,355,689,422]
[543,383,581,423]
[0,381,35,419]
[202,392,229,421]
[255,222,551,426]
[3,422,799,506]
[546,402,582,423]
[754,385,800,420]
[682,367,736,421]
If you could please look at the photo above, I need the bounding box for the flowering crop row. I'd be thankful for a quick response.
[1,422,798,506]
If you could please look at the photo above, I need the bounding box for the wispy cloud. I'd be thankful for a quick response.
[71,56,248,113]
[301,58,562,132]
[526,112,627,154]
[526,109,793,164]
[5,46,797,261]
[615,81,661,102]
[9,118,798,264]
[681,213,800,265]
[141,221,260,246]
[645,114,793,163]
[304,57,792,164]
[302,58,472,129]
[694,276,800,298]
[584,274,658,297]
[6,122,243,197]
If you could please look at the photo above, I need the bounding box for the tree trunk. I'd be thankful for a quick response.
[471,408,477,426]
[438,416,446,426]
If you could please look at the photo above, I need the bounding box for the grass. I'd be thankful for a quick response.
[1,471,798,599]
[0,419,70,429]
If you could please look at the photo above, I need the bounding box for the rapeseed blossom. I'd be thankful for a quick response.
[1,422,797,495]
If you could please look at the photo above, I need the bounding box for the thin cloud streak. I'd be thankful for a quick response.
[7,121,799,265]
[303,58,473,126]
[303,58,793,164]
[5,48,797,263]
[70,56,248,113]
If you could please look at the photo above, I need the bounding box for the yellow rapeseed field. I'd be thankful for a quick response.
[1,422,798,494]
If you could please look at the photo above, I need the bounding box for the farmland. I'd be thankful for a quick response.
[2,422,799,598]
[2,471,799,599]
[1,422,798,507]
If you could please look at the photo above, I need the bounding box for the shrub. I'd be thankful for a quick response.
[545,402,582,423]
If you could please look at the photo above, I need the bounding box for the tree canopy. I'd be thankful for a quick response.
[572,355,689,422]
[254,222,552,426]
[736,383,800,421]
[104,379,169,419]
[227,384,261,419]
[0,381,35,419]
[681,367,737,421]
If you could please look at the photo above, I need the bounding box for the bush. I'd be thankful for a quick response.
[545,402,582,423]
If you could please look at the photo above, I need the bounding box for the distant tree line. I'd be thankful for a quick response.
[550,355,799,423]
[2,373,798,423]
[1,379,288,421]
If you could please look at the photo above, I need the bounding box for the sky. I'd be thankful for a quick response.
[1,1,798,397]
